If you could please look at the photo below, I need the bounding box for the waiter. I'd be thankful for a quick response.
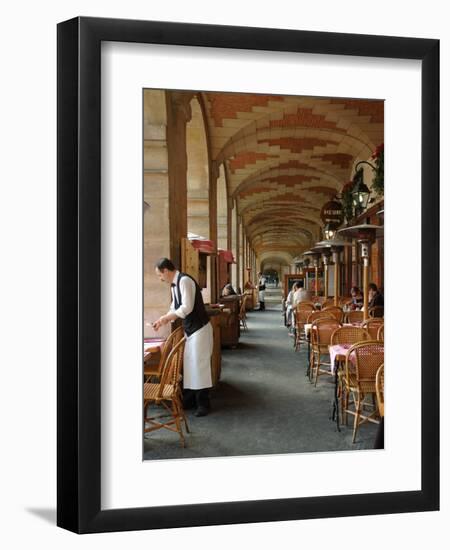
[152,258,213,417]
[257,271,266,311]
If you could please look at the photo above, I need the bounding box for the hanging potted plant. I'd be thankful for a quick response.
[371,143,384,197]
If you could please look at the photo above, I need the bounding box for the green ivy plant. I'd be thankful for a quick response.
[371,143,384,197]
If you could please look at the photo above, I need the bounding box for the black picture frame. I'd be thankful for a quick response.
[57,16,439,534]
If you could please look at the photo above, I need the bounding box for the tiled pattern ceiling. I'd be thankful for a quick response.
[201,92,384,262]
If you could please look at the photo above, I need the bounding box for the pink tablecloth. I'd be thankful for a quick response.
[143,339,166,359]
[328,344,355,373]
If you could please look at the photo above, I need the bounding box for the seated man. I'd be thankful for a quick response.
[368,283,384,316]
[293,280,312,306]
[285,282,301,327]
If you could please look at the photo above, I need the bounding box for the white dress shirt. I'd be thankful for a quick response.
[169,271,196,319]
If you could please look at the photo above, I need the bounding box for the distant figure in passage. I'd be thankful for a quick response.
[293,280,312,305]
[152,258,213,417]
[257,271,266,311]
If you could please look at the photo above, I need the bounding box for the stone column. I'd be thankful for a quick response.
[227,199,233,251]
[143,90,170,337]
[166,91,193,269]
[236,216,241,292]
[209,161,219,303]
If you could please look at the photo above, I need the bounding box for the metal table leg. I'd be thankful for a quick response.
[306,333,311,378]
[330,358,341,432]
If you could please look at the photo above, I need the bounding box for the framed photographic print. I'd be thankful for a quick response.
[57,16,439,533]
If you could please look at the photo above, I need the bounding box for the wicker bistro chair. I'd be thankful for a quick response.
[322,306,345,323]
[144,326,184,382]
[376,364,384,417]
[369,305,384,318]
[321,299,335,309]
[303,310,335,345]
[293,303,315,351]
[239,294,249,331]
[310,318,342,385]
[330,326,371,347]
[329,326,371,424]
[345,310,365,324]
[342,341,384,443]
[143,337,188,447]
[377,324,384,342]
[295,300,316,310]
[362,318,384,340]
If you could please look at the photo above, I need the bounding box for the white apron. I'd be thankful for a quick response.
[183,321,213,390]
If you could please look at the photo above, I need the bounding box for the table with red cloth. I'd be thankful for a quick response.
[143,338,166,363]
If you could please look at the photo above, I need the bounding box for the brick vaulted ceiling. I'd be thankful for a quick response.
[200,92,384,262]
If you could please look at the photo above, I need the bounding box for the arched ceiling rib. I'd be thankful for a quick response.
[201,92,384,260]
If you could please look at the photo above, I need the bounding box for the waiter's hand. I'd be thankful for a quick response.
[152,316,168,331]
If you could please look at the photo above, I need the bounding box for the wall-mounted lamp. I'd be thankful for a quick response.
[351,161,374,217]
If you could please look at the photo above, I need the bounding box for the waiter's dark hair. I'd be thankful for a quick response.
[155,257,176,271]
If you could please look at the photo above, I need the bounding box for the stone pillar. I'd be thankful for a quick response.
[236,216,241,292]
[227,199,233,251]
[242,232,247,288]
[231,200,238,288]
[143,90,170,338]
[166,91,193,269]
[209,161,219,303]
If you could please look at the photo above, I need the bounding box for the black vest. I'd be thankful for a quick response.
[173,273,210,337]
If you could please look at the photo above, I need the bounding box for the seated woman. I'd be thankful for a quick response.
[293,280,312,306]
[221,283,237,297]
[350,286,364,310]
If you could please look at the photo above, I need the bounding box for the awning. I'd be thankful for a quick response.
[187,232,215,254]
[218,249,235,263]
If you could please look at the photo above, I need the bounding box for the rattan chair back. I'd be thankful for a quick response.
[159,326,183,372]
[377,324,384,342]
[239,294,248,318]
[158,337,186,396]
[376,363,384,417]
[144,326,183,381]
[330,326,370,346]
[369,305,384,318]
[347,340,384,388]
[362,318,384,339]
[239,294,249,330]
[342,340,384,442]
[311,318,342,348]
[144,336,188,446]
[296,301,315,311]
[306,310,334,324]
[295,303,315,324]
[346,310,364,324]
[322,305,345,322]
